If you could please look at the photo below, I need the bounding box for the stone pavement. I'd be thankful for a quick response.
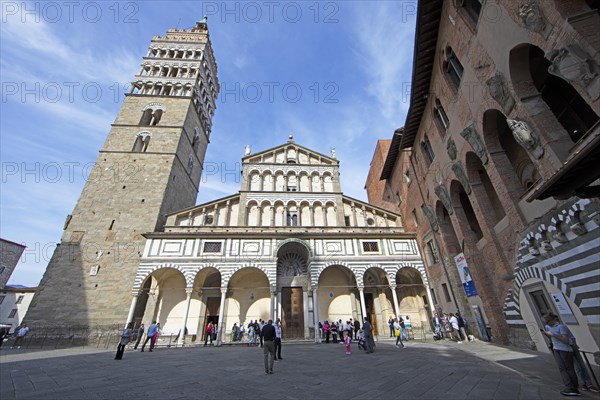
[1,338,598,400]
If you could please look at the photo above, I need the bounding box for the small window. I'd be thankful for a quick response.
[459,0,483,25]
[0,295,5,304]
[362,241,379,252]
[203,242,222,253]
[444,47,464,89]
[434,99,450,135]
[366,217,375,226]
[132,132,151,152]
[421,136,435,166]
[404,169,411,186]
[287,213,298,226]
[441,283,452,302]
[15,295,24,304]
[426,240,440,264]
[204,215,214,225]
[8,309,17,318]
[344,216,351,226]
[286,186,297,192]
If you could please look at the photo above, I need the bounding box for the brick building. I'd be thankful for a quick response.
[369,0,600,354]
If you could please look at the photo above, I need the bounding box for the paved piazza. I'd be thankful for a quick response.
[2,339,593,400]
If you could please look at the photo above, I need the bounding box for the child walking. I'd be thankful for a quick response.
[344,331,351,355]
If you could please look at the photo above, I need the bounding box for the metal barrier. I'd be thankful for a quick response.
[579,349,600,388]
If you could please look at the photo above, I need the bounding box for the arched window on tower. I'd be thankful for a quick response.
[139,105,165,126]
[132,132,151,152]
[139,109,153,125]
[151,109,163,125]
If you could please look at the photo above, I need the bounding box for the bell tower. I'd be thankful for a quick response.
[25,20,220,328]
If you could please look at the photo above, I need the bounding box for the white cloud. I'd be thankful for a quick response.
[351,2,416,126]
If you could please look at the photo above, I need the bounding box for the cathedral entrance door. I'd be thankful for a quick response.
[202,297,220,341]
[365,293,379,336]
[281,287,304,338]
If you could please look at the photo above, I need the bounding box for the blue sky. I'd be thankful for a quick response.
[0,1,417,286]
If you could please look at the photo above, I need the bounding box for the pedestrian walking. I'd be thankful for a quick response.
[456,312,468,341]
[388,316,394,337]
[11,324,29,349]
[344,330,351,355]
[353,318,360,340]
[449,314,462,343]
[133,323,144,350]
[261,319,276,374]
[151,322,161,349]
[542,313,580,397]
[274,318,283,360]
[204,322,213,346]
[323,320,331,343]
[362,317,374,353]
[115,323,133,360]
[393,318,405,349]
[141,321,158,352]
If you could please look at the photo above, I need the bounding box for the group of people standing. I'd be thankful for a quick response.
[433,312,468,343]
[320,318,361,343]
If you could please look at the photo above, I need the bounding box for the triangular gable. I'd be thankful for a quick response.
[243,141,338,165]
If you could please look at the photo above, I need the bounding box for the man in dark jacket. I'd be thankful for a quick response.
[353,319,360,340]
[362,317,374,353]
[261,319,276,374]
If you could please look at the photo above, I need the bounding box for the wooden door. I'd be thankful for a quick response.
[202,297,220,341]
[281,287,304,338]
[365,293,379,336]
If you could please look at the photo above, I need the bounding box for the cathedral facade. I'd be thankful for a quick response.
[129,138,430,344]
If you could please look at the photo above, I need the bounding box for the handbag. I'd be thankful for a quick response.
[394,329,400,337]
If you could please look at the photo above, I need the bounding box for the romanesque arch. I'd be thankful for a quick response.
[224,267,271,342]
[509,43,599,161]
[316,264,359,327]
[193,267,221,339]
[396,267,431,329]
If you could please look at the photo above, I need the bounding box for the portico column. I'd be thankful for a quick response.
[312,285,320,342]
[178,288,193,346]
[270,287,277,321]
[276,290,282,321]
[270,206,275,227]
[391,285,400,318]
[358,287,367,322]
[303,288,310,339]
[216,287,227,346]
[257,204,263,226]
[125,293,139,328]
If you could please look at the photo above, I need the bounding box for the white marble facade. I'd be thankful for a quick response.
[129,139,430,344]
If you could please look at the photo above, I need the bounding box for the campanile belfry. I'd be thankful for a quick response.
[25,20,220,328]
